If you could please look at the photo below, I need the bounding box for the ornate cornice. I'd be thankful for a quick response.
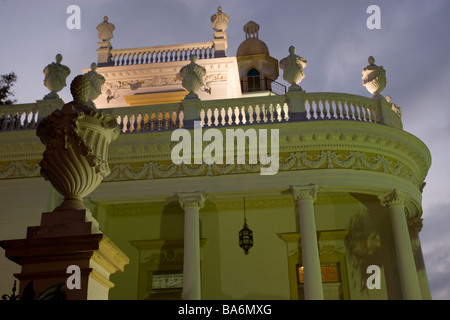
[0,117,429,192]
[0,149,420,193]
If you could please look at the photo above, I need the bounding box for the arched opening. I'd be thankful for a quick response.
[246,68,261,92]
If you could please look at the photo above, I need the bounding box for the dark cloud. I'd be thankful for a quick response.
[421,203,450,299]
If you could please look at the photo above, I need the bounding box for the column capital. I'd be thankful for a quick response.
[407,216,424,232]
[378,189,409,207]
[176,192,206,209]
[289,185,319,202]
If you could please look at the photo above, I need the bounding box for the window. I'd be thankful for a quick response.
[247,68,261,92]
[151,270,183,290]
[297,263,344,300]
[297,263,341,284]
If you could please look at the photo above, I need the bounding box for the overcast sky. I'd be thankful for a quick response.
[1,0,449,299]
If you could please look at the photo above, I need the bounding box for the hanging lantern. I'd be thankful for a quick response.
[239,197,253,255]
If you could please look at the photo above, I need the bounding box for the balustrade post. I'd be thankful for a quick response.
[180,99,202,129]
[286,90,307,121]
[211,7,229,57]
[96,16,115,67]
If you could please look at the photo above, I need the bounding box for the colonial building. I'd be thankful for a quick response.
[0,7,432,300]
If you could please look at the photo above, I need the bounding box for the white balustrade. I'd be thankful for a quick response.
[0,105,39,131]
[103,104,184,134]
[0,92,396,134]
[199,96,289,128]
[305,93,377,123]
[110,42,215,66]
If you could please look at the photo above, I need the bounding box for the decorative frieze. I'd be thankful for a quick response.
[102,150,419,187]
[0,160,40,179]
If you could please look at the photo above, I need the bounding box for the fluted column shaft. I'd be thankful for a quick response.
[380,190,422,300]
[290,185,323,300]
[177,192,206,300]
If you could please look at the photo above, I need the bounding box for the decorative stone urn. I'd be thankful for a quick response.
[211,6,229,32]
[362,56,386,97]
[96,16,115,41]
[179,55,206,99]
[43,54,71,99]
[280,46,307,91]
[36,65,120,211]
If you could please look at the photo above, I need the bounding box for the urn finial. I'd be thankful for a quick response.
[211,6,229,32]
[43,54,71,99]
[179,55,206,99]
[362,56,386,97]
[96,16,115,41]
[69,63,105,109]
[37,70,119,212]
[279,46,307,91]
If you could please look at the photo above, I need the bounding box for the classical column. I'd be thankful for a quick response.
[177,192,206,300]
[408,217,432,300]
[290,185,323,300]
[379,190,422,300]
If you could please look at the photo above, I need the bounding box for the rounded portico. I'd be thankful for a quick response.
[0,7,432,301]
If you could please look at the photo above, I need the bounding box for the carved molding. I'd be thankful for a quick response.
[289,185,319,202]
[407,216,424,232]
[0,149,420,194]
[0,160,41,179]
[279,230,349,256]
[102,150,419,187]
[378,189,409,207]
[176,192,206,209]
[131,239,207,266]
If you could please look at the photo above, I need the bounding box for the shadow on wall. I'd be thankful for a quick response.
[160,200,185,240]
[158,199,231,299]
[345,193,401,299]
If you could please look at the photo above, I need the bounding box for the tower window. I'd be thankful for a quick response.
[247,68,261,91]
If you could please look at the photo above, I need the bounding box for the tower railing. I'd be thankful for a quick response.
[109,42,215,67]
[0,91,402,133]
[241,78,287,95]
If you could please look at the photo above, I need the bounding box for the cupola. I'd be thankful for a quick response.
[236,21,281,94]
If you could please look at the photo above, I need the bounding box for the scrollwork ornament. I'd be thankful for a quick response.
[407,217,423,232]
[378,189,408,207]
[177,192,206,209]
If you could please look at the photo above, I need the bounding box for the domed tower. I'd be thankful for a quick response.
[237,21,280,94]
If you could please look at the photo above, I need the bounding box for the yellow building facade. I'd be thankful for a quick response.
[0,8,431,300]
